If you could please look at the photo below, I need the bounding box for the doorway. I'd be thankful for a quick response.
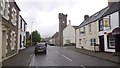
[99,36,104,52]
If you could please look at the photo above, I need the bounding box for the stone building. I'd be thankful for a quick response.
[0,0,20,61]
[58,13,67,46]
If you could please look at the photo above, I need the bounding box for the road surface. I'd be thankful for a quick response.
[29,45,118,67]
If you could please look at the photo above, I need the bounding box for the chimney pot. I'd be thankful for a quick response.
[84,15,89,20]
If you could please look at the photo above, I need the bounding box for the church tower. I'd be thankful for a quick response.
[58,13,67,46]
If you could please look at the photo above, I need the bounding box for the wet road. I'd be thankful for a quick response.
[29,45,118,66]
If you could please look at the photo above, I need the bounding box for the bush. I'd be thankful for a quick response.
[26,40,31,47]
[64,43,76,46]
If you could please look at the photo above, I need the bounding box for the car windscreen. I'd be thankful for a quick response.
[37,44,45,48]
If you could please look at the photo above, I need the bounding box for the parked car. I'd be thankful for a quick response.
[34,43,47,54]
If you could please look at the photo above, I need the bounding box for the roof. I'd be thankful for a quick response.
[20,15,27,25]
[52,32,59,38]
[72,26,79,29]
[101,2,120,18]
[79,6,109,28]
[14,1,21,11]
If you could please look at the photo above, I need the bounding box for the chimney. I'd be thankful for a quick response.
[84,15,89,20]
[69,20,71,25]
[108,0,120,6]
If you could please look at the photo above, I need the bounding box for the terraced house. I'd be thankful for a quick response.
[18,15,27,50]
[76,6,108,51]
[0,0,20,61]
[76,0,120,53]
[99,0,120,53]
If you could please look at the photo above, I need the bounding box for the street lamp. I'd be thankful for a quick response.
[31,22,33,46]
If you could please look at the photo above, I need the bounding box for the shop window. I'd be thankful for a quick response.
[108,34,115,49]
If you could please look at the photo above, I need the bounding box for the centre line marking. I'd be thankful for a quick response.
[62,55,72,61]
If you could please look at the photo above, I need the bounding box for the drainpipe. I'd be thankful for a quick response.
[0,11,2,67]
[119,1,120,27]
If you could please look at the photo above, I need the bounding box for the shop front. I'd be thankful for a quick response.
[112,27,120,53]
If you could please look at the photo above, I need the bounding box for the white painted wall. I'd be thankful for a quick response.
[63,24,76,45]
[78,21,99,51]
[18,16,26,50]
[99,12,119,52]
[76,28,81,48]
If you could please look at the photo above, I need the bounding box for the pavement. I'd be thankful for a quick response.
[2,46,35,67]
[65,46,120,64]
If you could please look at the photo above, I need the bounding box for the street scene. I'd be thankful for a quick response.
[0,0,120,68]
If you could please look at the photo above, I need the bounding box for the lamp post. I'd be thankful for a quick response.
[31,22,33,46]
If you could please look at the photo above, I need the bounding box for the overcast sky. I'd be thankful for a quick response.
[16,0,108,38]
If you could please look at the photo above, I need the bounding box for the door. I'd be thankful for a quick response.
[115,35,120,52]
[99,36,104,52]
[2,30,7,60]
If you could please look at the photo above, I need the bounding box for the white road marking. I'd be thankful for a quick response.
[81,65,86,68]
[62,55,72,61]
[29,54,35,66]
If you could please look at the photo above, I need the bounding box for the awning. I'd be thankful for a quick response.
[112,27,120,35]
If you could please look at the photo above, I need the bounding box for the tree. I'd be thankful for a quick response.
[31,30,41,44]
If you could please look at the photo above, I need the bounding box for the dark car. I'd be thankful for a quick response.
[34,43,47,54]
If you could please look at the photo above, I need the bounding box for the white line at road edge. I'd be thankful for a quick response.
[62,55,72,61]
[81,65,86,68]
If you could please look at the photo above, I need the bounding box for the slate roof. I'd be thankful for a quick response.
[79,2,120,28]
[79,7,109,28]
[101,2,120,18]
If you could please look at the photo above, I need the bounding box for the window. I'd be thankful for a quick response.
[13,11,16,25]
[20,19,22,29]
[90,39,96,46]
[108,34,115,48]
[109,37,115,48]
[99,20,104,31]
[11,7,17,26]
[103,16,111,30]
[3,1,8,17]
[80,27,85,35]
[89,24,91,33]
[1,0,8,18]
